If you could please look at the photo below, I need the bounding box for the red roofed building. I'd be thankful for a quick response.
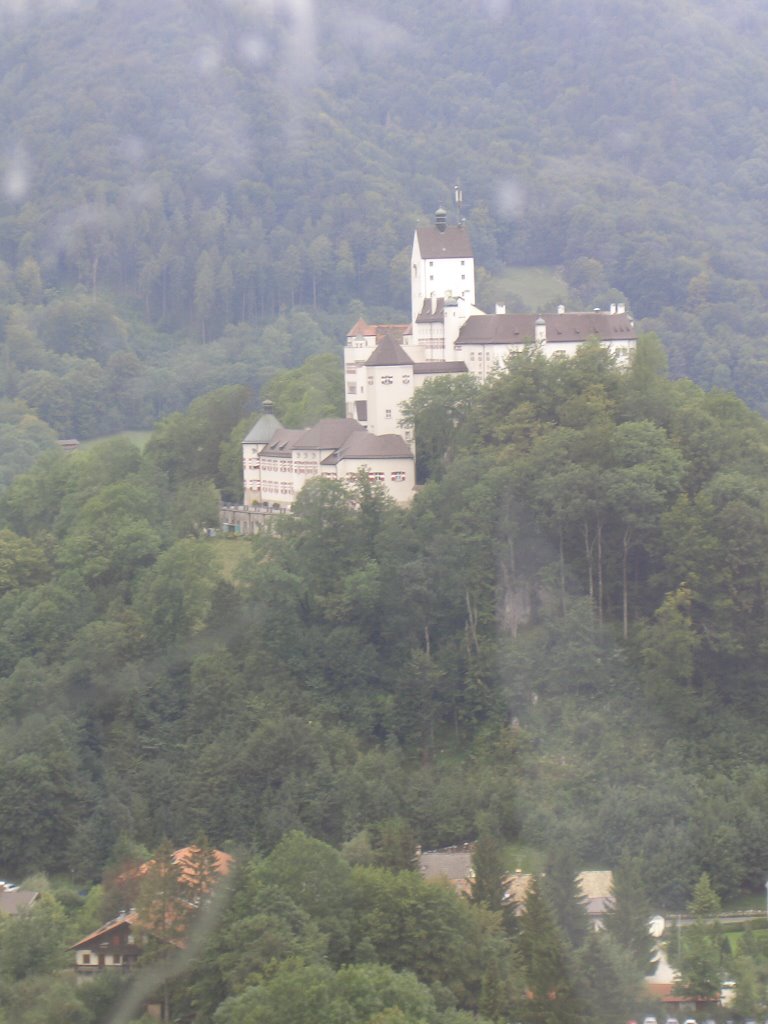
[70,845,232,978]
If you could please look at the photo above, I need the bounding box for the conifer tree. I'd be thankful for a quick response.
[543,846,590,949]
[517,877,584,1024]
[180,835,221,910]
[134,839,189,1021]
[576,930,643,1024]
[471,829,507,912]
[603,855,656,975]
[677,873,723,998]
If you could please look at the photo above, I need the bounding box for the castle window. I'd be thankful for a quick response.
[461,260,465,266]
[368,471,385,482]
[402,375,410,384]
[367,376,374,385]
[385,409,392,419]
[381,375,393,384]
[391,471,406,481]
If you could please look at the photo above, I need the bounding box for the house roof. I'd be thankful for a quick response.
[348,318,375,337]
[71,846,234,952]
[297,418,366,450]
[504,870,534,906]
[419,848,473,883]
[413,361,468,375]
[457,312,636,345]
[366,335,414,367]
[0,889,39,915]
[69,911,138,950]
[261,427,309,455]
[415,224,473,259]
[347,319,409,341]
[416,298,445,323]
[322,432,413,464]
[243,402,283,444]
[578,869,613,901]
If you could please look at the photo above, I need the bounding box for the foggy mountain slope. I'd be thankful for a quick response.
[1,0,768,417]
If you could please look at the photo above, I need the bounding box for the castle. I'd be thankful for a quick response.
[241,207,637,510]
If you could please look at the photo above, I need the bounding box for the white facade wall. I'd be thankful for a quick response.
[365,363,415,444]
[243,443,262,504]
[259,454,300,507]
[453,343,522,382]
[411,232,475,324]
[337,455,415,504]
[412,318,445,359]
[443,299,481,358]
[538,339,636,364]
[412,255,475,324]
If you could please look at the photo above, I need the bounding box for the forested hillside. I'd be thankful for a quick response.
[2,0,768,464]
[4,346,768,1019]
[6,1,768,1019]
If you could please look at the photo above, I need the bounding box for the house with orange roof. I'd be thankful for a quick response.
[69,845,232,979]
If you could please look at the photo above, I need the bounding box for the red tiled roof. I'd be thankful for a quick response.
[69,911,137,950]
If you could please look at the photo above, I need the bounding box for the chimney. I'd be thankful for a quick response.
[431,294,437,315]
[557,304,565,314]
[495,303,506,315]
[610,303,617,314]
[617,302,625,314]
[435,207,447,232]
[534,316,546,344]
[262,399,274,413]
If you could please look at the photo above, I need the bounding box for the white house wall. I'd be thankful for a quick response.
[366,363,415,444]
[337,455,415,504]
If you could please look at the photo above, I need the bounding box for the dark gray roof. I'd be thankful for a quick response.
[366,335,414,367]
[355,400,368,421]
[243,407,283,444]
[0,889,39,915]
[321,432,413,465]
[413,361,468,375]
[457,311,636,345]
[260,427,305,455]
[263,421,365,454]
[415,298,445,323]
[299,419,366,450]
[415,225,473,259]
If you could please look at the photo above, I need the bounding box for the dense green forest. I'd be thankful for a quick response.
[5,0,768,1019]
[4,345,768,1018]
